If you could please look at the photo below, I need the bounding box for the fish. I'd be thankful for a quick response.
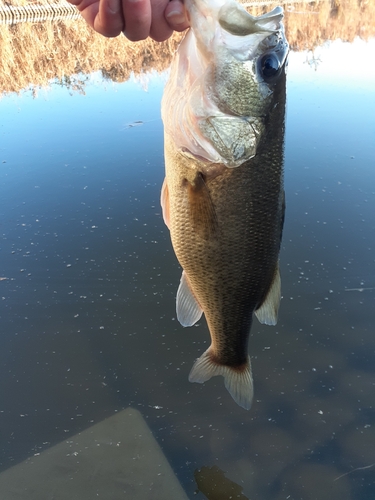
[161,0,288,409]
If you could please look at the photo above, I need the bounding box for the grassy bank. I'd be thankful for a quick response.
[0,0,374,95]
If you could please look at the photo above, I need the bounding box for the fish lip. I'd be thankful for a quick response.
[217,4,285,36]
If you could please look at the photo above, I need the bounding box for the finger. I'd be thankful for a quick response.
[68,0,124,37]
[95,0,125,37]
[148,0,172,42]
[164,0,189,32]
[122,0,152,41]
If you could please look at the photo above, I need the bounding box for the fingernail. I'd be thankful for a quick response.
[166,9,186,24]
[107,0,119,14]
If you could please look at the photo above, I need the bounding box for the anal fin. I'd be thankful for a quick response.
[255,263,281,326]
[176,271,203,327]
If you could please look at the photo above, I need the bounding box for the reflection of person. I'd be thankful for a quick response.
[68,0,189,42]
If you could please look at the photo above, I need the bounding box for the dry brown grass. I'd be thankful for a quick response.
[0,0,374,96]
[0,19,182,95]
[285,0,375,50]
[246,0,375,49]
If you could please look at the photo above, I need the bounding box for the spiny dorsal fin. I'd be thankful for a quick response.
[176,271,203,327]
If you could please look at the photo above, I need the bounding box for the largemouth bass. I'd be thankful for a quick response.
[161,0,288,409]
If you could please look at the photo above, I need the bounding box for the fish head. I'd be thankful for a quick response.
[162,0,289,168]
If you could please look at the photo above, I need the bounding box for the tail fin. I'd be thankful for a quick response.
[188,348,253,410]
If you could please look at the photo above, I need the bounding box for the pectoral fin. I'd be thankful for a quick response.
[160,178,170,229]
[176,271,203,327]
[187,172,218,239]
[255,264,281,326]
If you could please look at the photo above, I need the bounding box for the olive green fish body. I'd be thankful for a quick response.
[161,0,288,409]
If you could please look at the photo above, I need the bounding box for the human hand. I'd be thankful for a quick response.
[68,0,189,42]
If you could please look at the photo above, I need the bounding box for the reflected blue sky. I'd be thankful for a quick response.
[1,71,166,173]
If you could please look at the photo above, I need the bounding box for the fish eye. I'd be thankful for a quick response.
[259,53,281,82]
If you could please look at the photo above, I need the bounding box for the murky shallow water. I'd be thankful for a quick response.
[1,36,375,499]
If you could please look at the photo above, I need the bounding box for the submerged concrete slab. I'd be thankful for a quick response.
[0,408,189,500]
